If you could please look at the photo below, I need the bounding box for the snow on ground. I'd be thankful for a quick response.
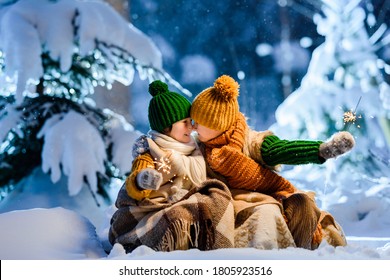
[0,207,106,260]
[0,205,389,260]
[0,169,389,260]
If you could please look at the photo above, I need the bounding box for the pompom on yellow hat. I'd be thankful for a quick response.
[191,75,240,131]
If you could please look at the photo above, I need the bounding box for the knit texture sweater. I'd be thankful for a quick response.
[203,113,297,200]
[261,135,325,166]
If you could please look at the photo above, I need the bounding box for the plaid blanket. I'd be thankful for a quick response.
[109,179,235,252]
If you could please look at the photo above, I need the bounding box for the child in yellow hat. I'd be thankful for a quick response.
[191,75,354,249]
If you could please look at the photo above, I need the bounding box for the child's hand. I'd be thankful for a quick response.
[319,131,355,159]
[168,187,189,203]
[136,168,163,190]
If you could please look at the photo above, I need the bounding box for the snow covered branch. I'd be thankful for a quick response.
[0,0,188,202]
[38,111,106,196]
[0,0,190,104]
[0,94,141,201]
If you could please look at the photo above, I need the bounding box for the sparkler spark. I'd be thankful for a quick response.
[154,157,171,174]
[343,110,357,124]
[343,96,362,129]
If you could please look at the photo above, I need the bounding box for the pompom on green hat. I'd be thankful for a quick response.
[148,80,191,132]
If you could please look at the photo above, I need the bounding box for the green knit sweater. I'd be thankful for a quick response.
[261,135,326,166]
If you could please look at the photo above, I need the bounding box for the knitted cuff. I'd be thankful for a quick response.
[125,153,155,200]
[261,135,325,166]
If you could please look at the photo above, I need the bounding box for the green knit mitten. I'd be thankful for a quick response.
[261,135,325,166]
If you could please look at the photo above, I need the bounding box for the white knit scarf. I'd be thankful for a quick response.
[148,130,196,156]
[148,130,207,187]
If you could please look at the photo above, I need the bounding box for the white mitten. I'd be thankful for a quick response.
[136,168,163,190]
[168,188,189,203]
[319,131,355,160]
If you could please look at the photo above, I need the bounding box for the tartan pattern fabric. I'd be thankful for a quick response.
[109,179,235,252]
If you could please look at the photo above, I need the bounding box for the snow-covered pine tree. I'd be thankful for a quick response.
[0,0,189,204]
[270,0,390,210]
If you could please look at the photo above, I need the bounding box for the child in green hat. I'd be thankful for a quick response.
[109,80,235,253]
[123,80,207,203]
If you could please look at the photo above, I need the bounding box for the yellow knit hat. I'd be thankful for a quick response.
[191,75,240,131]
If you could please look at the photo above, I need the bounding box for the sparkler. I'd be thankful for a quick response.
[154,156,171,174]
[343,111,357,124]
[343,96,362,130]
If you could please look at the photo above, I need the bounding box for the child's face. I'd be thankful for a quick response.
[193,122,223,142]
[167,117,193,143]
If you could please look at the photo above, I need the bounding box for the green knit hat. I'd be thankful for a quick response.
[148,80,191,132]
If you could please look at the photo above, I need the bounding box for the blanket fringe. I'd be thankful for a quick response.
[154,218,213,251]
[155,220,197,251]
